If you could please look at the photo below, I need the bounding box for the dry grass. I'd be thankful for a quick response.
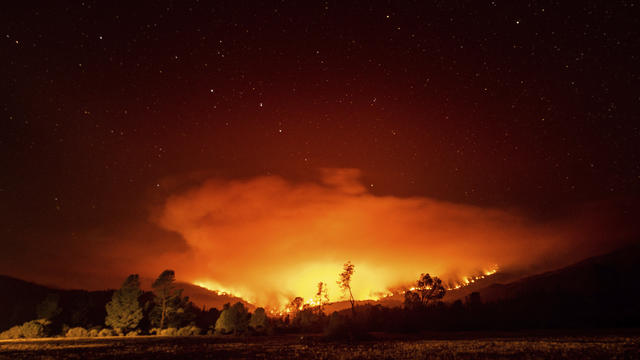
[0,334,638,359]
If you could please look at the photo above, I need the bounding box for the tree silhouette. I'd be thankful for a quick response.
[287,296,304,315]
[36,293,61,320]
[151,270,183,329]
[105,274,143,333]
[338,261,356,317]
[215,302,249,335]
[249,307,268,333]
[315,282,330,315]
[404,273,446,309]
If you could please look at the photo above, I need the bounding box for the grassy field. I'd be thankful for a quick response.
[1,333,639,359]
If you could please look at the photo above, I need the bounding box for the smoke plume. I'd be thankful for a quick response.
[153,168,618,308]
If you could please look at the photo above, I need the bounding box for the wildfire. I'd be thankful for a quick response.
[156,170,584,316]
[375,265,500,298]
[193,264,500,315]
[446,265,499,290]
[193,279,244,298]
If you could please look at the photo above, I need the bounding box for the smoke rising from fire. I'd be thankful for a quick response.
[155,168,616,308]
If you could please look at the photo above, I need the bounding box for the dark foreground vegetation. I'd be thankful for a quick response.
[1,332,639,360]
[0,245,639,359]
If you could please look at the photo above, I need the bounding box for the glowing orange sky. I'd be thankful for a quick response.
[150,168,618,308]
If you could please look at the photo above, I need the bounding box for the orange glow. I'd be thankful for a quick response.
[153,169,616,309]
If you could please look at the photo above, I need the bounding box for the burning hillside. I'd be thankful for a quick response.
[152,169,616,309]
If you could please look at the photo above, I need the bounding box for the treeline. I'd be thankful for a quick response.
[2,256,639,340]
[0,270,231,339]
[0,265,455,339]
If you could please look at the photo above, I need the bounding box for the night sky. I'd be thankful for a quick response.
[1,1,639,298]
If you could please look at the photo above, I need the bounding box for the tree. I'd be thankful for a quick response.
[465,291,482,308]
[105,274,143,332]
[36,293,62,320]
[249,307,268,333]
[70,293,90,327]
[293,307,320,330]
[287,296,304,315]
[404,273,446,309]
[338,261,356,317]
[215,302,249,335]
[151,270,184,329]
[315,282,330,315]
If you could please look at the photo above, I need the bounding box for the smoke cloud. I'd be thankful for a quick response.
[153,168,618,308]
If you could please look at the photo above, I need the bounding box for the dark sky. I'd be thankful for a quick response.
[1,1,639,291]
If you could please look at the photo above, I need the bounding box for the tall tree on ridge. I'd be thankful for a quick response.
[151,270,183,329]
[338,261,356,317]
[105,274,143,332]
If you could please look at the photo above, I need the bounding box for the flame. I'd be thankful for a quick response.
[192,261,403,309]
[446,265,499,290]
[193,279,243,298]
[194,264,500,313]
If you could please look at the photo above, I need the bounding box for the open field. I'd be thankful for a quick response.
[1,333,639,359]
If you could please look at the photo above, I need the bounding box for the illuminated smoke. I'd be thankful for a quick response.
[153,168,615,308]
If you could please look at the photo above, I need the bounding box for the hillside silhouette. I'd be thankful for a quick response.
[1,243,639,333]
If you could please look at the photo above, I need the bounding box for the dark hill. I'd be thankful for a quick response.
[0,275,52,331]
[328,244,640,330]
[457,243,640,328]
[176,282,253,311]
[475,243,640,303]
[0,275,112,332]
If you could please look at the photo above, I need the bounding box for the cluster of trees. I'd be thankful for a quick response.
[0,260,453,340]
[0,269,274,340]
[103,270,196,335]
[0,260,459,339]
[271,266,450,338]
[10,258,630,340]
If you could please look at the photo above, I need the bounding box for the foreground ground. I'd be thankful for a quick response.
[1,332,639,359]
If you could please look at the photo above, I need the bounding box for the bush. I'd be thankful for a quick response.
[0,325,23,339]
[24,319,50,338]
[158,327,178,336]
[98,328,116,337]
[125,330,140,337]
[177,325,201,336]
[66,327,89,338]
[0,319,51,339]
[61,324,70,337]
[88,328,100,337]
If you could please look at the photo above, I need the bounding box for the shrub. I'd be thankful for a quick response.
[21,319,50,338]
[177,325,201,336]
[88,328,100,337]
[158,327,178,336]
[66,327,89,338]
[98,328,116,337]
[0,325,23,339]
[125,330,140,337]
[0,319,51,339]
[61,324,70,337]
